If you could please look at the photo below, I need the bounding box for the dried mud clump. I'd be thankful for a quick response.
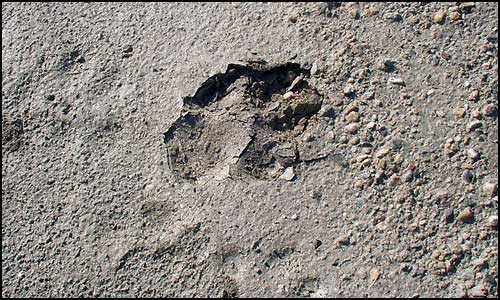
[163,61,335,181]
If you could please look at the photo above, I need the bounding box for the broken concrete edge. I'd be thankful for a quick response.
[164,61,312,143]
[163,112,201,144]
[180,61,311,108]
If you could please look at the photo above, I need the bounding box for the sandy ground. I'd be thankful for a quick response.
[2,2,498,297]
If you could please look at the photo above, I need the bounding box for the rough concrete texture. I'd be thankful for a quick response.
[2,2,498,297]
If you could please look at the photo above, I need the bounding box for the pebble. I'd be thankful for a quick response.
[345,123,361,134]
[407,15,418,25]
[459,2,475,11]
[399,263,410,272]
[388,77,405,86]
[344,103,358,114]
[345,111,360,123]
[466,120,482,132]
[367,7,378,15]
[319,104,335,118]
[469,90,479,101]
[354,179,364,190]
[487,215,498,227]
[374,170,385,183]
[377,59,395,72]
[462,170,474,183]
[387,174,399,187]
[310,62,318,76]
[370,269,380,286]
[384,12,402,22]
[394,153,404,165]
[339,136,348,145]
[432,250,441,259]
[470,107,481,119]
[287,75,304,92]
[279,167,295,181]
[457,207,474,222]
[452,246,463,255]
[332,96,344,106]
[356,268,367,279]
[467,149,479,161]
[362,91,375,100]
[453,107,466,118]
[343,84,355,96]
[291,213,299,221]
[375,148,390,158]
[482,182,497,197]
[335,234,350,246]
[356,154,370,163]
[401,169,414,183]
[444,141,458,157]
[302,132,313,142]
[482,103,497,117]
[349,136,360,145]
[326,131,335,142]
[449,11,461,21]
[443,208,454,223]
[283,91,294,100]
[362,147,372,154]
[434,10,446,24]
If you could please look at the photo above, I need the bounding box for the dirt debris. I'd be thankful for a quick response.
[163,61,334,181]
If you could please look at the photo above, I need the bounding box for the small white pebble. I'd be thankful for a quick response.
[483,182,497,197]
[488,215,498,227]
[279,167,295,181]
[467,149,479,160]
[283,91,294,100]
[388,77,405,86]
[303,132,313,142]
[310,62,318,76]
[367,121,376,129]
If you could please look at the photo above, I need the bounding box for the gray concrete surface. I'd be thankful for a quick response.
[2,2,498,297]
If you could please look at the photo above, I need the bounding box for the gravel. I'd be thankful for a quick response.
[2,2,498,298]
